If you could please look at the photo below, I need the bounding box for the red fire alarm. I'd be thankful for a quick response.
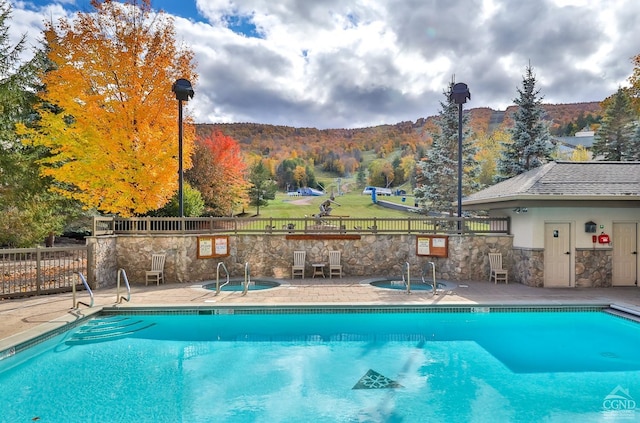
[598,233,610,244]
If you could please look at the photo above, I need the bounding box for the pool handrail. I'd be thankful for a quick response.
[402,261,411,294]
[116,268,131,304]
[422,262,437,295]
[243,262,251,296]
[72,271,94,308]
[215,262,230,295]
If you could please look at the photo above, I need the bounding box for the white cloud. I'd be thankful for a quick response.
[8,0,640,128]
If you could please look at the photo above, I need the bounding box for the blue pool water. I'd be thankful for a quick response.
[1,308,639,422]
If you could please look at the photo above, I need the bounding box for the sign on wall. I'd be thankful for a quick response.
[416,235,448,258]
[197,236,230,258]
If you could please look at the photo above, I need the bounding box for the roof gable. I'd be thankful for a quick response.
[463,161,640,206]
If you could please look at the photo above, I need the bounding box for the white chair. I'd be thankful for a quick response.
[329,251,342,278]
[489,253,508,284]
[145,254,166,286]
[292,251,306,278]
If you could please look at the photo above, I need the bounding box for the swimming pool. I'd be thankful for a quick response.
[1,306,639,422]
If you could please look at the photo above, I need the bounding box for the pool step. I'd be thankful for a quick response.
[605,304,640,323]
[66,317,155,345]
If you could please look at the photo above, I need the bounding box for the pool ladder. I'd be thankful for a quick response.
[243,262,251,296]
[215,262,230,295]
[72,272,94,308]
[116,268,131,304]
[402,262,411,294]
[422,261,437,295]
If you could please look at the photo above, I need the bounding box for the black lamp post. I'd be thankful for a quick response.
[450,82,470,228]
[171,78,194,217]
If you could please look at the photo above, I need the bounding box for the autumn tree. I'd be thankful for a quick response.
[495,64,552,181]
[21,0,196,217]
[367,159,395,188]
[474,129,509,186]
[187,130,248,216]
[592,88,638,161]
[570,145,590,161]
[629,52,640,113]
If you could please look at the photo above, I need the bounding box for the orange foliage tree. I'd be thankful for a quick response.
[21,0,196,216]
[187,131,248,216]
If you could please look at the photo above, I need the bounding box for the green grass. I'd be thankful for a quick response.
[255,191,415,218]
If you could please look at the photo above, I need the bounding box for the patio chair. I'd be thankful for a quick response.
[292,251,306,278]
[489,253,508,284]
[329,251,342,278]
[145,254,166,286]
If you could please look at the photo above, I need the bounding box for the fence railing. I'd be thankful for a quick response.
[0,246,91,299]
[93,216,510,236]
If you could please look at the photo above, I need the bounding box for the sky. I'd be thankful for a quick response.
[9,0,640,129]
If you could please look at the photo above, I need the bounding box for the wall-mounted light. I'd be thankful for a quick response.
[513,207,528,214]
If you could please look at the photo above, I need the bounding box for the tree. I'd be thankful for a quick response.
[495,64,552,181]
[414,83,478,214]
[592,88,637,161]
[187,130,248,216]
[0,0,82,247]
[248,161,277,215]
[629,52,640,113]
[20,0,197,217]
[147,182,204,217]
[570,145,590,162]
[474,129,509,186]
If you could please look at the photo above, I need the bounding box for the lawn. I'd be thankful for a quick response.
[253,191,416,219]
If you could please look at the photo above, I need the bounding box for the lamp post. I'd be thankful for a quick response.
[449,82,470,229]
[171,78,194,217]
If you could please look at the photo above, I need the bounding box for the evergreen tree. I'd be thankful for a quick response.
[592,88,637,161]
[414,83,478,214]
[248,161,277,215]
[495,65,552,181]
[0,0,81,247]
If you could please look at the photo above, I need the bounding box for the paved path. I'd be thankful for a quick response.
[2,277,640,350]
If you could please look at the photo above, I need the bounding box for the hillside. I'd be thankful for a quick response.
[196,102,602,161]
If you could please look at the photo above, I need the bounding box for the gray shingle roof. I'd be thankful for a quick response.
[463,161,640,206]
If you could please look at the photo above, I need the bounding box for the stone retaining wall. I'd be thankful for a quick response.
[575,248,612,287]
[89,234,514,287]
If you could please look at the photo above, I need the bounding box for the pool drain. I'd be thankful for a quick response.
[353,369,403,389]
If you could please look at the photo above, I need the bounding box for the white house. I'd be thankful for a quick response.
[462,161,640,288]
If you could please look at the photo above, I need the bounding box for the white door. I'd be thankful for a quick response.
[544,223,571,287]
[612,223,638,286]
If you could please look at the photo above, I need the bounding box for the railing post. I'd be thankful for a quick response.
[35,246,42,295]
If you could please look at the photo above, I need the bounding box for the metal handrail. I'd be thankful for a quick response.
[215,262,230,295]
[422,261,437,295]
[72,272,94,308]
[243,262,251,296]
[402,261,411,294]
[116,268,131,304]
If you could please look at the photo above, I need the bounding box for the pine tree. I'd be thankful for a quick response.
[248,161,277,215]
[414,83,478,214]
[592,88,637,161]
[495,65,552,181]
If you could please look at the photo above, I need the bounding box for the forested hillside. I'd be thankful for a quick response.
[197,102,602,164]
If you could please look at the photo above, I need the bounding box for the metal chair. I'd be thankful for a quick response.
[329,251,342,278]
[489,253,508,284]
[145,254,166,286]
[292,251,306,278]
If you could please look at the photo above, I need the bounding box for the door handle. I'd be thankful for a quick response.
[633,251,638,255]
[565,252,570,255]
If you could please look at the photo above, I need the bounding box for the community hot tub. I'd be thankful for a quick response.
[364,277,456,292]
[202,279,281,292]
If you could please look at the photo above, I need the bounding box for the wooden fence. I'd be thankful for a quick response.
[0,246,91,299]
[93,216,510,236]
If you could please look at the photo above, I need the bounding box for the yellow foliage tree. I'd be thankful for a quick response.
[21,0,197,216]
[570,145,590,161]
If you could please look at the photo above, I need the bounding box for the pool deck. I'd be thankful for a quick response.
[2,276,640,351]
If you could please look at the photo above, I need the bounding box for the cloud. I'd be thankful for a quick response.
[9,0,640,129]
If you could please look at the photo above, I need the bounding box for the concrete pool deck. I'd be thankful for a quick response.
[2,276,640,350]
